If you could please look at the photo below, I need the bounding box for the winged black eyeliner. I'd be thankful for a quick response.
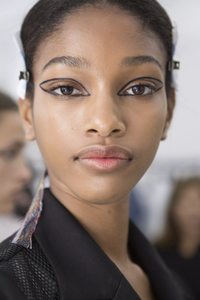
[117,76,163,95]
[39,77,90,96]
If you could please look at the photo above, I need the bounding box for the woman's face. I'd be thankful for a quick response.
[0,111,31,213]
[20,6,172,204]
[173,186,200,235]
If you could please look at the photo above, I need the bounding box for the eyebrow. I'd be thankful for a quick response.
[42,56,90,72]
[120,56,162,71]
[42,55,162,72]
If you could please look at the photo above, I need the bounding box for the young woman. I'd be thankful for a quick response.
[0,0,190,299]
[0,92,31,242]
[156,178,200,300]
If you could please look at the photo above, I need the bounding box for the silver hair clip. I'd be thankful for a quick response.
[170,23,180,87]
[14,32,29,100]
[168,60,180,71]
[19,71,30,82]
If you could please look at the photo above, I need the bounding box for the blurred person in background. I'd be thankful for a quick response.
[156,177,200,300]
[0,92,32,242]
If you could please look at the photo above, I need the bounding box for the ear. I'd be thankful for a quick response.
[18,98,35,141]
[161,88,176,141]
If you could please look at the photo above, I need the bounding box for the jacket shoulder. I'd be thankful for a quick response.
[0,235,60,300]
[0,234,23,261]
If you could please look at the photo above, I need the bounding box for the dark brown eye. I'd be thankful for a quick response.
[118,77,163,97]
[40,78,90,98]
[52,85,81,96]
[132,86,145,95]
[123,84,155,96]
[60,86,75,95]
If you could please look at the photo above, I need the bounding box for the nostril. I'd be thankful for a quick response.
[88,129,98,133]
[112,129,120,133]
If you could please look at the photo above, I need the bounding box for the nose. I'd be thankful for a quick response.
[84,92,126,138]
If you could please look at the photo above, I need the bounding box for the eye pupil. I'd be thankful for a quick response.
[61,86,74,95]
[132,86,145,95]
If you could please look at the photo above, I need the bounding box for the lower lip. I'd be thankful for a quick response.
[78,157,130,171]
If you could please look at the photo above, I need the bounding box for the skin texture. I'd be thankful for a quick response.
[19,6,174,300]
[0,111,31,213]
[173,186,200,258]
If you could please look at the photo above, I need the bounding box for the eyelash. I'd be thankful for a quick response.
[50,84,155,98]
[40,78,90,98]
[123,83,156,96]
[49,83,84,97]
[50,83,65,91]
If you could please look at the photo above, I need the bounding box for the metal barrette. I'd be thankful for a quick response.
[168,60,180,71]
[19,71,30,82]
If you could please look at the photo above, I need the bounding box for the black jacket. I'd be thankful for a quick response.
[0,189,192,300]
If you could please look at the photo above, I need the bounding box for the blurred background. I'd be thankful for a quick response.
[0,0,200,242]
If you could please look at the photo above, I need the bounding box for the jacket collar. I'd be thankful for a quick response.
[128,222,185,300]
[34,188,185,300]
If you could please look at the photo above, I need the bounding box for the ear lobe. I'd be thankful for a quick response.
[18,98,35,141]
[161,121,170,140]
[161,87,176,141]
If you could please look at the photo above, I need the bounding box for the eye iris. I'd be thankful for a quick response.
[61,86,74,95]
[132,86,145,95]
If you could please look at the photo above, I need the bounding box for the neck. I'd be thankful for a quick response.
[50,184,130,266]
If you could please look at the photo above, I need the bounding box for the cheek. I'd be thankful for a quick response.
[32,96,83,166]
[124,98,168,189]
[127,99,167,159]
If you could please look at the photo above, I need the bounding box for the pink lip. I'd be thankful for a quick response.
[75,145,133,171]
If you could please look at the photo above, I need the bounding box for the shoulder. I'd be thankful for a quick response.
[0,236,28,299]
[0,235,60,300]
[0,234,23,260]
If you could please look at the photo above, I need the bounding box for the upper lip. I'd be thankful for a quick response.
[75,145,134,160]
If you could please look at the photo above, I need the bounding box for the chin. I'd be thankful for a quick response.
[74,185,131,205]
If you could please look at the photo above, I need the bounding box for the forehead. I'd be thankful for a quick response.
[33,6,166,78]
